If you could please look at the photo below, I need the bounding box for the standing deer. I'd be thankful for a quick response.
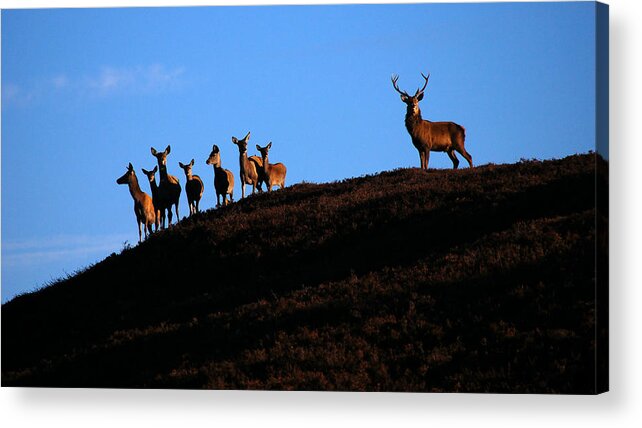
[391,72,472,170]
[116,163,156,242]
[150,145,182,227]
[178,159,204,215]
[205,144,235,207]
[255,142,287,191]
[141,165,163,231]
[232,131,264,197]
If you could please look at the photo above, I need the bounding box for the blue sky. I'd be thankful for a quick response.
[1,2,597,302]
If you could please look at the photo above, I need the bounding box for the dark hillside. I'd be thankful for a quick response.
[2,154,607,393]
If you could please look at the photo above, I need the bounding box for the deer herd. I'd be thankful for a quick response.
[117,132,288,242]
[118,71,473,242]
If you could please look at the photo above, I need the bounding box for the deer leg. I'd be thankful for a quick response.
[175,203,179,222]
[424,150,431,170]
[137,221,142,243]
[459,149,473,168]
[241,183,245,199]
[418,151,425,169]
[447,150,460,169]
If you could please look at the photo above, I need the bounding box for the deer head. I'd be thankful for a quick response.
[206,145,221,167]
[231,131,251,154]
[179,159,195,177]
[256,142,272,159]
[150,145,171,166]
[141,166,158,183]
[391,73,430,115]
[117,163,136,185]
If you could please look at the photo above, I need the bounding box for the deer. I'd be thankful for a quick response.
[255,142,287,191]
[116,163,156,243]
[205,144,235,207]
[391,72,472,170]
[140,166,163,231]
[232,131,265,197]
[150,145,182,227]
[178,159,204,216]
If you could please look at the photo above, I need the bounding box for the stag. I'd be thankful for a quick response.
[391,72,472,170]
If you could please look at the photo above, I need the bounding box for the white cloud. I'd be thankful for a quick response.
[2,64,185,107]
[85,64,185,95]
[2,83,36,107]
[2,233,131,268]
[51,74,69,88]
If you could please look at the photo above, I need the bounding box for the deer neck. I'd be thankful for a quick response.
[149,178,158,193]
[127,174,145,201]
[211,159,223,171]
[261,155,270,174]
[158,164,170,180]
[238,151,250,176]
[405,105,424,131]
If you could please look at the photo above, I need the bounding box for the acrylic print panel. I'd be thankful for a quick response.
[1,1,608,393]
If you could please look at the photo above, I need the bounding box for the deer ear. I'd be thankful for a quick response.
[165,145,171,155]
[214,144,219,152]
[267,142,272,150]
[400,94,409,103]
[417,92,424,101]
[153,165,158,173]
[231,137,238,144]
[128,162,133,170]
[256,144,261,151]
[179,162,185,168]
[190,159,194,166]
[244,131,251,141]
[151,147,158,156]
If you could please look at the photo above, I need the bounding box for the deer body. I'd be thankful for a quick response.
[179,159,204,215]
[117,163,156,242]
[249,155,265,190]
[151,145,182,227]
[232,132,263,197]
[256,142,287,191]
[206,145,235,207]
[141,166,163,231]
[392,73,472,170]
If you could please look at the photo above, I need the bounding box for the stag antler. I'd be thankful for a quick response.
[391,74,410,97]
[415,72,430,96]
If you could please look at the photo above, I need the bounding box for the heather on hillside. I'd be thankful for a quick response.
[1,154,608,393]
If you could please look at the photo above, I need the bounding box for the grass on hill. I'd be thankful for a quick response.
[1,153,608,393]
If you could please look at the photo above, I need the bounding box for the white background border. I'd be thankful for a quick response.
[1,1,640,427]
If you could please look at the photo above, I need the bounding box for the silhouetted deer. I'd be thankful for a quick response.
[206,144,235,207]
[391,73,472,170]
[232,131,264,197]
[256,142,287,191]
[116,163,156,242]
[141,166,163,231]
[178,159,204,215]
[150,145,182,226]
